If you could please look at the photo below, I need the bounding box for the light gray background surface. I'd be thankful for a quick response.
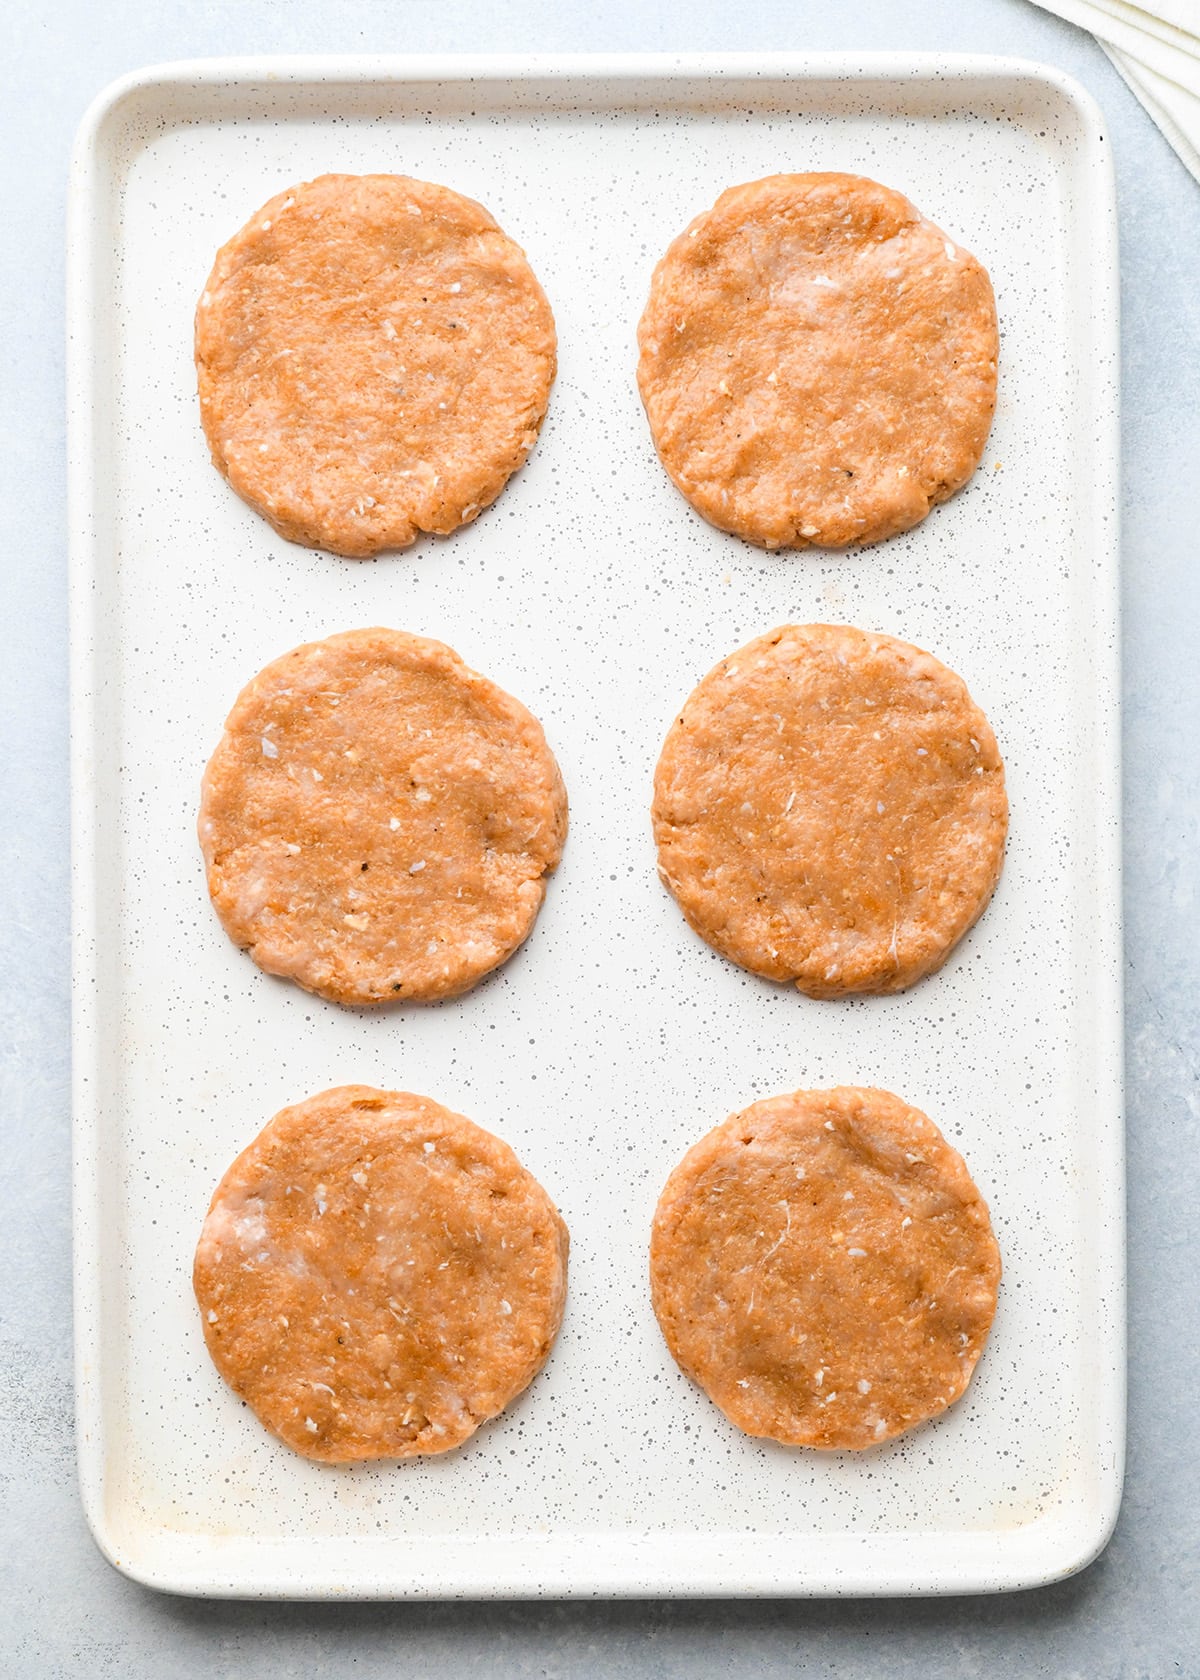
[1,0,1196,1673]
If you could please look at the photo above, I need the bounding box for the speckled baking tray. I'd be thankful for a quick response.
[67,53,1123,1598]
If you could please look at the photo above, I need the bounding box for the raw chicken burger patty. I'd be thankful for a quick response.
[195,172,556,556]
[636,172,998,548]
[194,1085,569,1461]
[199,627,567,1004]
[652,622,1007,996]
[649,1086,1001,1449]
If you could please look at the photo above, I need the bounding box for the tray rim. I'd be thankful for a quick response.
[67,49,1124,1600]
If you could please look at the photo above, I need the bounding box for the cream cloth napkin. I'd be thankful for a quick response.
[1030,0,1200,183]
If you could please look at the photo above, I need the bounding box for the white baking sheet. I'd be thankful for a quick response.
[67,53,1123,1598]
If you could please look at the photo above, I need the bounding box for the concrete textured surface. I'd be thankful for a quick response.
[1,0,1196,1673]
